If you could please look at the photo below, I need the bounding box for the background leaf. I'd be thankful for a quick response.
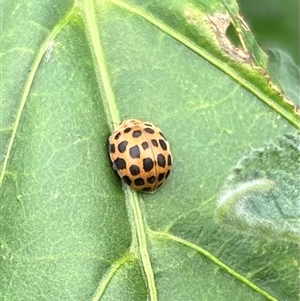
[1,0,299,300]
[216,133,300,243]
[267,49,300,104]
[238,0,300,107]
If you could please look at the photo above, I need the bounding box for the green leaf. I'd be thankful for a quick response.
[237,0,300,107]
[215,133,300,243]
[268,49,300,104]
[1,0,299,300]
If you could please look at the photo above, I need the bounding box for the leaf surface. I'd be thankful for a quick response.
[1,0,299,300]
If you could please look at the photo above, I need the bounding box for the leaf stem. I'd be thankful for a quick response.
[152,231,279,301]
[128,189,158,301]
[82,0,121,130]
[91,252,135,301]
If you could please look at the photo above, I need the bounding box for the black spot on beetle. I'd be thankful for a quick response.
[159,131,166,140]
[123,175,132,185]
[158,173,165,182]
[130,164,140,176]
[109,144,115,153]
[129,145,140,158]
[124,127,132,133]
[132,130,142,138]
[118,141,128,153]
[165,170,171,179]
[144,128,155,134]
[143,158,154,172]
[151,139,158,147]
[142,187,152,191]
[114,158,126,170]
[159,139,167,150]
[134,178,145,186]
[141,141,149,150]
[147,176,155,184]
[167,154,172,166]
[157,154,166,167]
[114,132,121,140]
[144,123,153,127]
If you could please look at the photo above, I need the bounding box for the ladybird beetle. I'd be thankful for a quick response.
[108,119,172,192]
